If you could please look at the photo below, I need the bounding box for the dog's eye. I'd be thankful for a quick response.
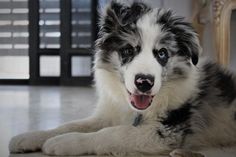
[120,47,134,58]
[153,48,169,66]
[158,48,168,59]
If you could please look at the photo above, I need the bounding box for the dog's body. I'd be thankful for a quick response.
[9,1,236,156]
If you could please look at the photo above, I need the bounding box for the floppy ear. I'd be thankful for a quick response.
[173,20,201,66]
[175,23,201,66]
[177,33,201,66]
[189,37,201,66]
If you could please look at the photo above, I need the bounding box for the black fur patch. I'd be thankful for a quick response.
[96,1,151,64]
[215,71,236,103]
[119,45,140,65]
[157,130,165,138]
[199,62,236,104]
[156,10,199,65]
[161,103,192,127]
[159,32,175,45]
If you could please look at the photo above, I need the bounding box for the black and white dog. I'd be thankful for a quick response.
[9,1,236,156]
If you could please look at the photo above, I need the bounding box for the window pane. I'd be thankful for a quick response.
[39,0,60,49]
[40,56,60,76]
[0,0,29,79]
[0,56,29,79]
[0,0,28,55]
[71,0,91,49]
[71,56,91,76]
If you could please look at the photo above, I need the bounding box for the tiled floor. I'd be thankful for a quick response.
[1,86,236,157]
[0,85,96,157]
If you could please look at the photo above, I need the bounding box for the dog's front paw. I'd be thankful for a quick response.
[170,149,205,157]
[9,130,49,153]
[42,132,92,156]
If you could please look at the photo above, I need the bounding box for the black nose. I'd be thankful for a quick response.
[134,74,154,93]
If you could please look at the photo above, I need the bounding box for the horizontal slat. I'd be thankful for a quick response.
[0,26,27,32]
[72,20,91,25]
[0,9,11,14]
[71,44,91,49]
[13,32,29,37]
[71,32,91,37]
[0,0,28,56]
[0,44,28,49]
[40,25,60,30]
[0,20,11,26]
[72,25,91,32]
[72,13,91,21]
[40,37,60,43]
[72,37,91,42]
[39,8,60,13]
[40,1,59,8]
[40,32,60,37]
[0,32,29,37]
[0,14,28,21]
[0,38,28,44]
[14,44,28,49]
[13,20,28,26]
[0,32,11,37]
[72,0,91,8]
[0,44,13,49]
[40,13,60,20]
[40,44,60,49]
[0,49,28,56]
[12,8,28,13]
[71,8,91,13]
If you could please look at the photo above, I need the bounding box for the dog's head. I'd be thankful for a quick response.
[96,0,201,111]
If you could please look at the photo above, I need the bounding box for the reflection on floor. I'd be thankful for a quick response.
[1,86,236,157]
[0,86,96,157]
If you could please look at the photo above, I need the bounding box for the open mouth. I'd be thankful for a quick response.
[128,91,154,110]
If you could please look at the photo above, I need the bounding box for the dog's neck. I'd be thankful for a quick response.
[146,66,200,116]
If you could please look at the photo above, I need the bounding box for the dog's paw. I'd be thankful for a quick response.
[170,149,205,157]
[9,130,49,153]
[42,132,91,156]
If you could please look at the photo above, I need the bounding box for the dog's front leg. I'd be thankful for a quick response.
[9,115,109,153]
[42,125,168,156]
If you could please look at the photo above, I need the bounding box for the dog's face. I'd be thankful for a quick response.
[96,1,201,111]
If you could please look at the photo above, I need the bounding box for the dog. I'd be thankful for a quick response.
[9,1,236,157]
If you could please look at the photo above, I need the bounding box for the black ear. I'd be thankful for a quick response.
[177,37,200,66]
[190,42,200,65]
[174,23,201,66]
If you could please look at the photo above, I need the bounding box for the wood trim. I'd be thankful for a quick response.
[213,0,236,66]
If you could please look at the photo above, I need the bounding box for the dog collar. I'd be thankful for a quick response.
[133,113,143,126]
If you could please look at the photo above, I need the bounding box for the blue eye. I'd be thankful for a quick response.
[153,48,169,66]
[158,48,168,59]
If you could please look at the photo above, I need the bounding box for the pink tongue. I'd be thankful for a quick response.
[130,94,152,110]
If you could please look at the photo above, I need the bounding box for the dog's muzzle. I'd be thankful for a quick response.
[128,74,155,110]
